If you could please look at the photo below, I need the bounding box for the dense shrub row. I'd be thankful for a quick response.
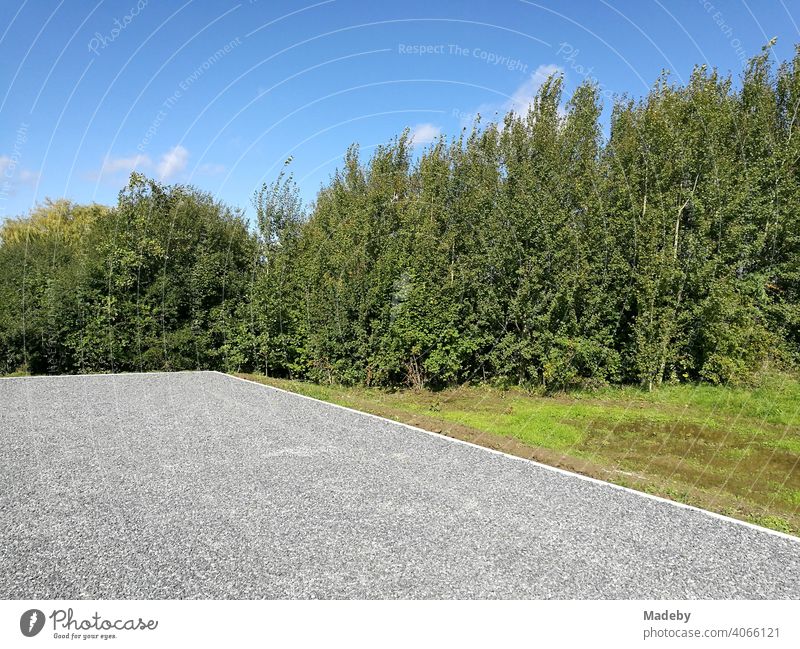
[2,45,799,390]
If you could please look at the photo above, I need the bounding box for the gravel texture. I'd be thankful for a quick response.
[1,370,798,599]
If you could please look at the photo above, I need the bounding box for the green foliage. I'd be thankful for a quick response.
[0,175,255,374]
[2,44,800,388]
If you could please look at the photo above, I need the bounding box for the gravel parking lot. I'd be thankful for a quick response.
[1,371,798,599]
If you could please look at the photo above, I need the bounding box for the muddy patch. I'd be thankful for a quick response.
[576,418,800,523]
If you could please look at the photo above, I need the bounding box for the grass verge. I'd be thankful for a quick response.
[235,372,800,537]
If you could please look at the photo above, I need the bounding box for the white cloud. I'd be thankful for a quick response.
[507,63,563,117]
[156,145,188,181]
[18,169,39,184]
[408,123,441,147]
[91,146,190,182]
[100,153,151,175]
[458,63,563,129]
[197,162,226,176]
[0,155,39,186]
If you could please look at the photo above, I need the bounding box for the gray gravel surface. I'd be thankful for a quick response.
[1,370,799,599]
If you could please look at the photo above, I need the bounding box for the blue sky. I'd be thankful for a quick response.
[1,0,799,221]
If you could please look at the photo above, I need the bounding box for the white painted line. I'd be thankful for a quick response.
[221,371,800,545]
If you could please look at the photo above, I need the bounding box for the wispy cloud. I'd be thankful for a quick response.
[90,146,196,182]
[100,153,151,175]
[507,63,562,117]
[408,123,441,147]
[0,155,40,188]
[459,63,563,128]
[156,145,188,181]
[197,162,226,176]
[17,169,39,183]
[91,146,225,183]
